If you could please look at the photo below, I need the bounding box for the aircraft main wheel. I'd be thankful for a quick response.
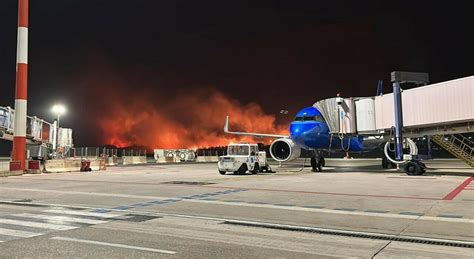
[219,170,226,175]
[311,157,317,170]
[316,163,322,172]
[311,157,322,172]
[319,157,325,167]
[251,164,259,174]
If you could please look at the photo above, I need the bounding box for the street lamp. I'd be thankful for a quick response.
[51,104,66,151]
[51,104,66,127]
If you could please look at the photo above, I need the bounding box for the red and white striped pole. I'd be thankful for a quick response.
[12,0,28,171]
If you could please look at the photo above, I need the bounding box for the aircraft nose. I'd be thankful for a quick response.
[290,122,320,139]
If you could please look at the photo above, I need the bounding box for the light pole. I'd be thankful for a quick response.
[51,104,66,151]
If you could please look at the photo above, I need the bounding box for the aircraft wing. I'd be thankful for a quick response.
[224,116,288,139]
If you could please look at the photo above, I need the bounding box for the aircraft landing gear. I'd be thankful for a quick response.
[311,151,324,172]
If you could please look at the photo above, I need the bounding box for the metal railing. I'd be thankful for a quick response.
[64,147,148,159]
[432,134,473,166]
[450,134,473,159]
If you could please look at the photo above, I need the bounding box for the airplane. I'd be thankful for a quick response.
[224,106,387,172]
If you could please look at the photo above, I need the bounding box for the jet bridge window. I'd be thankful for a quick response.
[0,109,7,128]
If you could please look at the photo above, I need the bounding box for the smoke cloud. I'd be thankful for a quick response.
[75,61,289,149]
[87,77,288,149]
[98,88,288,149]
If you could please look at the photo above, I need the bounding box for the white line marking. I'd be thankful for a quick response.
[2,198,473,224]
[0,218,77,231]
[0,227,42,238]
[51,236,176,254]
[43,209,120,219]
[14,213,109,225]
[0,187,170,200]
[188,199,474,223]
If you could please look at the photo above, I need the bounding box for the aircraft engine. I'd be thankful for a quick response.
[269,138,301,162]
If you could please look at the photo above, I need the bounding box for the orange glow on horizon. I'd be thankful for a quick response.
[99,89,289,149]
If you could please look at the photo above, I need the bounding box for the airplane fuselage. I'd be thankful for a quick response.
[289,107,378,153]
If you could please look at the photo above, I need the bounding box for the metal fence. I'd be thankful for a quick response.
[64,147,148,158]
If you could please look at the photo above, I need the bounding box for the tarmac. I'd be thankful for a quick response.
[0,158,472,258]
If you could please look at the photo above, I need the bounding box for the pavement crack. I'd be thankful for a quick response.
[397,200,439,237]
[370,241,392,258]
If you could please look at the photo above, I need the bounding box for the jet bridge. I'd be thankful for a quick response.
[0,106,73,158]
[315,75,473,171]
[315,76,473,137]
[0,106,53,144]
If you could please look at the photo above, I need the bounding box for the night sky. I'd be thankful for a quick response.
[0,1,473,149]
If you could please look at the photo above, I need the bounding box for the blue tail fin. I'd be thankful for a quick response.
[376,80,383,96]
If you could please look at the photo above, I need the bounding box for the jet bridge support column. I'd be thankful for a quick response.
[393,82,404,161]
[390,71,429,165]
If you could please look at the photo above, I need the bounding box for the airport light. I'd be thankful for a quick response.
[51,104,66,127]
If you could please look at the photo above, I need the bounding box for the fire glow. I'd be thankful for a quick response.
[99,89,289,149]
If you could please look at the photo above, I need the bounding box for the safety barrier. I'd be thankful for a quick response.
[122,156,147,165]
[92,159,107,171]
[0,161,22,177]
[195,156,219,163]
[122,157,133,165]
[107,156,119,166]
[0,161,9,172]
[44,159,79,173]
[155,156,181,163]
[44,158,106,173]
[27,160,42,174]
[1,160,43,176]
